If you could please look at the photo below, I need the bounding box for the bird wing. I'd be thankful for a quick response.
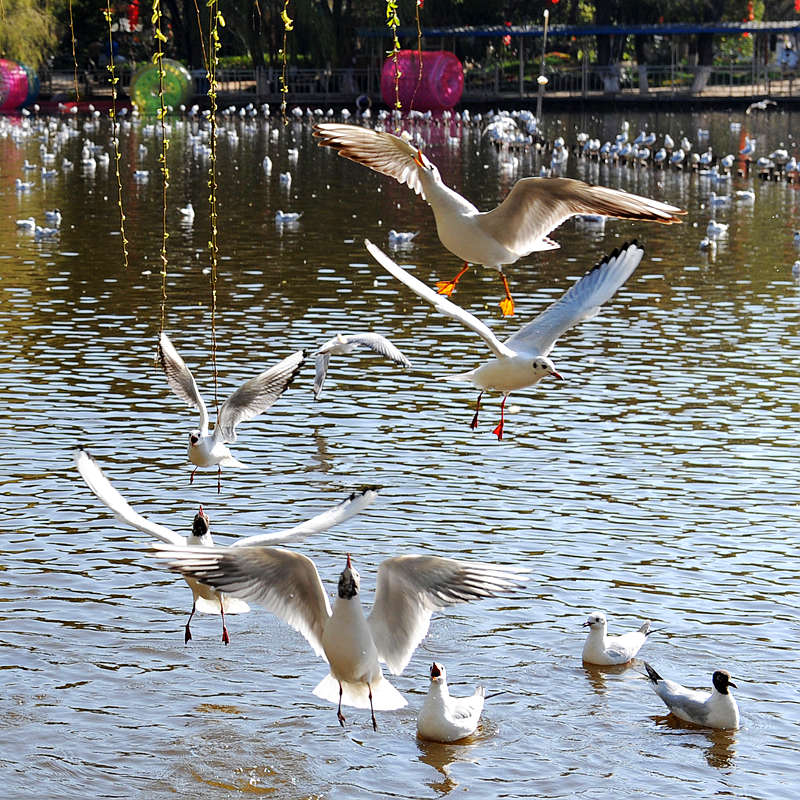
[153,543,332,658]
[74,447,186,546]
[368,555,527,675]
[313,122,429,199]
[653,679,710,724]
[230,486,379,547]
[365,240,514,359]
[313,352,331,400]
[215,349,305,443]
[158,332,209,435]
[504,242,644,357]
[345,333,412,368]
[478,177,684,257]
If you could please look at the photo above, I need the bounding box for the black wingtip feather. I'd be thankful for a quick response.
[644,662,662,683]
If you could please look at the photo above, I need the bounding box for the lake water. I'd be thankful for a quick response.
[2,106,799,799]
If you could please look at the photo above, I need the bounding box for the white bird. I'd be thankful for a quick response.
[388,229,418,246]
[16,217,36,232]
[706,220,729,238]
[262,155,273,175]
[644,663,740,729]
[74,447,377,644]
[314,123,683,316]
[417,662,484,742]
[699,237,717,252]
[792,260,800,278]
[44,208,62,226]
[178,202,195,223]
[581,611,651,665]
[365,239,644,439]
[154,547,526,730]
[279,171,292,187]
[735,189,755,204]
[157,332,305,490]
[313,332,411,400]
[274,209,302,223]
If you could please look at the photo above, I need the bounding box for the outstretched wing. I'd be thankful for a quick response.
[505,241,644,357]
[366,240,513,359]
[313,123,429,199]
[345,333,412,368]
[158,332,209,435]
[368,555,527,675]
[231,486,379,547]
[478,177,683,257]
[74,447,186,546]
[216,350,305,443]
[154,543,331,658]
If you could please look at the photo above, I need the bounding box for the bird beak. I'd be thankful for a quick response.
[551,370,564,380]
[414,149,426,168]
[582,621,591,627]
[728,680,737,689]
[346,553,352,568]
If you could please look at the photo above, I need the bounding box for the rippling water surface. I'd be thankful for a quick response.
[2,107,799,799]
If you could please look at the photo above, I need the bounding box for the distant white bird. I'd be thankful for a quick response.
[745,98,777,114]
[157,332,305,490]
[44,208,62,226]
[417,662,484,742]
[74,447,377,644]
[734,189,755,204]
[312,332,411,400]
[279,171,292,187]
[16,217,36,232]
[262,155,273,175]
[274,209,302,223]
[708,192,730,208]
[792,260,800,278]
[155,547,526,730]
[133,169,149,181]
[699,237,717,252]
[581,611,651,665]
[794,230,800,246]
[15,178,34,192]
[706,220,729,238]
[366,239,644,439]
[740,137,756,157]
[644,663,740,729]
[388,229,418,246]
[314,123,683,316]
[178,202,195,223]
[574,214,606,231]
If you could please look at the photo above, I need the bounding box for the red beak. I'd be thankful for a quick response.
[414,149,425,168]
[551,370,564,380]
[346,553,352,568]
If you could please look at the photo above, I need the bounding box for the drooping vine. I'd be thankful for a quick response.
[409,0,424,112]
[68,0,80,100]
[104,4,129,270]
[278,0,293,124]
[386,0,402,123]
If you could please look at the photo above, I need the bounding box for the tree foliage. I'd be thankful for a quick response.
[0,0,60,69]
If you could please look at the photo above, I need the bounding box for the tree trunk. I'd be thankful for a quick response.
[697,33,714,66]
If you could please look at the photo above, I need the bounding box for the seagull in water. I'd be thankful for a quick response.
[154,547,526,730]
[314,123,685,316]
[313,332,411,400]
[644,663,740,729]
[365,239,644,440]
[74,447,377,643]
[158,332,305,491]
[581,611,652,665]
[417,662,485,742]
[313,123,683,315]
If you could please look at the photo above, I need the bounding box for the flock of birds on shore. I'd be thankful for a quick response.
[4,102,762,738]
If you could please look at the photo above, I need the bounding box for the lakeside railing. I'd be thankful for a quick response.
[39,62,800,105]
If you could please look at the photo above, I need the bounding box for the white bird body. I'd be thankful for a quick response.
[155,547,526,729]
[644,663,739,729]
[582,611,651,665]
[75,447,377,642]
[158,332,305,487]
[315,123,682,315]
[313,332,411,399]
[366,239,644,438]
[417,662,484,742]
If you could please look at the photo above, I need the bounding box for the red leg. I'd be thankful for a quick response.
[190,467,197,484]
[220,597,230,645]
[436,262,470,297]
[492,395,508,440]
[216,465,221,495]
[185,601,196,643]
[337,682,346,727]
[470,391,483,430]
[498,272,515,316]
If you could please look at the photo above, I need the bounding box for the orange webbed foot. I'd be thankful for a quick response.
[435,279,457,297]
[499,296,515,316]
[492,421,504,440]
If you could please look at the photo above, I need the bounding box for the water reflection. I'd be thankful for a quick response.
[582,661,638,695]
[652,714,738,770]
[417,737,481,796]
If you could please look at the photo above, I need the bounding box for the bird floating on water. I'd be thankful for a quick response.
[314,123,683,316]
[365,239,644,440]
[582,611,652,665]
[417,662,485,742]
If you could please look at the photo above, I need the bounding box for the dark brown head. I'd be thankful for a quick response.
[712,670,737,694]
[430,662,446,683]
[192,506,210,537]
[337,554,359,599]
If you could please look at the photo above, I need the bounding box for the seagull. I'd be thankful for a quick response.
[313,332,411,400]
[388,229,418,246]
[274,210,303,223]
[154,547,526,730]
[313,123,683,316]
[746,98,777,114]
[643,663,740,729]
[157,332,305,491]
[417,662,485,742]
[74,447,377,644]
[178,202,195,223]
[16,217,36,232]
[365,239,644,440]
[706,220,729,238]
[581,611,652,665]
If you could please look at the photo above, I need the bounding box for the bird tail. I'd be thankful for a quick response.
[312,672,407,711]
[643,661,662,684]
[194,595,250,615]
[639,621,652,636]
[439,369,476,384]
[219,455,247,469]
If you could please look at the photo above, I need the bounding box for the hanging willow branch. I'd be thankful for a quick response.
[386,0,401,125]
[104,5,129,270]
[278,0,293,124]
[409,0,424,111]
[68,0,80,100]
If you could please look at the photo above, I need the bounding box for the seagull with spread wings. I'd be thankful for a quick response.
[314,122,683,315]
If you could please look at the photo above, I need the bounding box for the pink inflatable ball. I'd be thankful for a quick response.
[0,60,30,111]
[381,50,463,111]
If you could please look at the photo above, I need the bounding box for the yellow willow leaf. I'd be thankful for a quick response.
[281,9,294,30]
[217,13,225,26]
[155,29,167,42]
